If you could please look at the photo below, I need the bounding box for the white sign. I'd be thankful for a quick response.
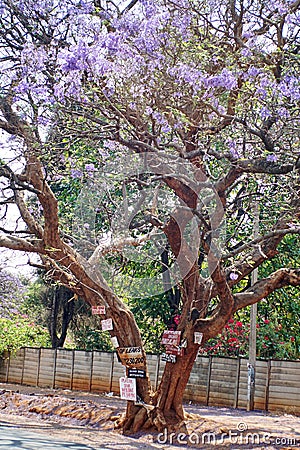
[101,318,113,331]
[111,336,119,348]
[194,332,203,344]
[161,353,176,363]
[92,305,106,315]
[119,377,137,401]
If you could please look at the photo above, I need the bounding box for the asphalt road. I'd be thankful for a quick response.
[0,424,103,449]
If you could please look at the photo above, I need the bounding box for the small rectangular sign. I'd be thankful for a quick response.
[128,368,146,378]
[111,336,119,348]
[194,332,203,344]
[161,330,181,346]
[165,345,184,356]
[161,353,176,363]
[119,377,137,401]
[92,305,106,315]
[117,347,145,367]
[101,318,113,331]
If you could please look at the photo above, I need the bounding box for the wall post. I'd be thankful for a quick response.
[234,357,241,408]
[205,356,212,406]
[264,359,272,412]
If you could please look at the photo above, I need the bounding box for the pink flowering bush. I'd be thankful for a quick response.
[200,317,299,359]
[200,318,249,357]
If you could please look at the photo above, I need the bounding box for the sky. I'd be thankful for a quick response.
[0,133,39,277]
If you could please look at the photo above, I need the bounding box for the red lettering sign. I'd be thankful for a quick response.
[161,330,181,346]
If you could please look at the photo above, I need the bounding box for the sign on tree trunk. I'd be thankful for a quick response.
[117,347,145,367]
[161,353,176,363]
[119,377,137,401]
[128,368,146,378]
[194,332,203,344]
[161,330,181,346]
[101,318,113,331]
[92,305,106,315]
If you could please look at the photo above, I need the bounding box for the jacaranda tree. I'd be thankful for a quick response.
[0,0,299,434]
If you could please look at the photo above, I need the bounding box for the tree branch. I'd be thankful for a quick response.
[234,268,300,311]
[222,226,300,260]
[0,234,44,253]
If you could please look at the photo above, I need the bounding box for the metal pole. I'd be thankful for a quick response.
[247,302,257,411]
[247,202,259,411]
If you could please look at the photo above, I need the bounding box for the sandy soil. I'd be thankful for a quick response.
[0,383,299,449]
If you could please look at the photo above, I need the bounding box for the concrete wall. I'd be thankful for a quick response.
[1,348,299,414]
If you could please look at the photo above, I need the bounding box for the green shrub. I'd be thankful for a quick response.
[0,315,51,356]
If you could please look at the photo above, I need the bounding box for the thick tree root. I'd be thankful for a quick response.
[122,404,188,435]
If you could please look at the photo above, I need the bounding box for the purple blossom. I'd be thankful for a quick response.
[227,140,240,159]
[98,148,109,158]
[62,41,90,73]
[266,154,278,162]
[114,14,141,35]
[260,76,272,88]
[85,163,95,176]
[241,47,252,57]
[37,116,50,126]
[279,76,300,101]
[229,272,239,281]
[255,87,267,99]
[105,33,124,54]
[171,10,191,37]
[104,140,117,151]
[277,3,288,15]
[62,56,80,71]
[77,1,94,14]
[70,168,83,179]
[277,107,289,119]
[247,67,261,78]
[140,0,158,19]
[15,80,31,94]
[260,107,271,119]
[242,31,254,39]
[207,69,237,90]
[161,123,171,133]
[152,111,164,124]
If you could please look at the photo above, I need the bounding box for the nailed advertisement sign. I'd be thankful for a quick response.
[119,377,137,401]
[92,305,106,315]
[161,330,181,346]
[194,332,203,344]
[161,353,176,363]
[165,345,184,356]
[101,318,113,331]
[127,368,146,378]
[117,347,145,367]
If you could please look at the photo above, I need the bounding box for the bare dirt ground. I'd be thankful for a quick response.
[0,383,299,449]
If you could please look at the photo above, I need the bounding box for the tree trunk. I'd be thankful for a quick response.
[121,342,200,435]
[49,286,75,348]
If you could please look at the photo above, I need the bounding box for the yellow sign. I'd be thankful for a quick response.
[117,347,145,367]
